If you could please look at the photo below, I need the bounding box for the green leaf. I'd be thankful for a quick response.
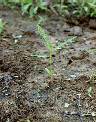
[33,6,38,14]
[21,3,32,14]
[8,0,20,3]
[0,19,4,34]
[20,0,32,4]
[45,68,54,76]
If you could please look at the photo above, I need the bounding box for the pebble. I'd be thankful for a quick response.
[70,26,83,36]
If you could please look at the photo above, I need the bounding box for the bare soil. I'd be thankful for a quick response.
[0,6,96,122]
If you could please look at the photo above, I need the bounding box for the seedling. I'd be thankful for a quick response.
[36,24,53,65]
[52,2,68,15]
[87,86,93,97]
[55,36,77,51]
[0,18,4,34]
[45,67,54,77]
[36,24,54,77]
[68,0,96,17]
[20,0,48,17]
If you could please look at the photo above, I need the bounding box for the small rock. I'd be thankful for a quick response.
[70,26,83,36]
[21,25,36,35]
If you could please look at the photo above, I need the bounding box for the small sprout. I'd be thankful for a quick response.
[55,36,77,51]
[36,25,54,77]
[87,86,93,97]
[64,103,70,108]
[38,15,47,25]
[45,68,54,77]
[0,18,4,34]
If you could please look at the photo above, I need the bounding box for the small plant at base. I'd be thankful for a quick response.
[20,0,48,17]
[0,18,4,34]
[45,67,54,77]
[52,0,68,15]
[36,24,54,77]
[0,0,49,17]
[36,24,53,65]
[68,0,96,17]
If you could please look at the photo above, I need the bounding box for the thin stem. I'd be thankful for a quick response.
[49,48,53,66]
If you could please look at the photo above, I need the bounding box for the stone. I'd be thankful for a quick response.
[70,26,83,36]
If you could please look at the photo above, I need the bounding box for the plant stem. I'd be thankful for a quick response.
[49,48,53,66]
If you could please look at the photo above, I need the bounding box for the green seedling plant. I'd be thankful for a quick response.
[0,0,48,17]
[55,36,77,51]
[36,24,54,77]
[20,0,32,15]
[20,0,48,17]
[68,0,96,17]
[52,0,68,15]
[45,67,54,77]
[1,0,96,17]
[0,18,4,34]
[0,0,8,5]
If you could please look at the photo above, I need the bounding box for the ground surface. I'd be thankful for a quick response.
[0,6,96,122]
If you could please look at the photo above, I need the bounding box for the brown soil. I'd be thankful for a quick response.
[0,6,96,122]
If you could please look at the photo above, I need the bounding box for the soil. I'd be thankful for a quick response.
[0,6,96,122]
